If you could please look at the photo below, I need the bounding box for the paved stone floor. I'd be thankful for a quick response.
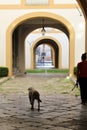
[0,74,87,130]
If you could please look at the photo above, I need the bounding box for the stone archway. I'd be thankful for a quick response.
[6,12,75,77]
[30,36,62,70]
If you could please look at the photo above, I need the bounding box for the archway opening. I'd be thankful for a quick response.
[33,36,61,70]
[35,44,54,69]
[6,12,75,76]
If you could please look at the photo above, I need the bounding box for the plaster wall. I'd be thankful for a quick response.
[54,0,77,4]
[25,33,69,69]
[0,8,85,68]
[0,0,21,4]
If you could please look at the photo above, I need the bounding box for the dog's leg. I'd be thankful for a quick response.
[37,100,40,111]
[29,92,34,110]
[31,98,34,110]
[29,96,32,105]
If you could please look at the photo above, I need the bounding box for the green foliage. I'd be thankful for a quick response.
[26,69,45,73]
[26,69,69,73]
[0,67,8,77]
[47,69,69,73]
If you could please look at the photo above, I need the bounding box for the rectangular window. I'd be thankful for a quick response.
[26,0,49,5]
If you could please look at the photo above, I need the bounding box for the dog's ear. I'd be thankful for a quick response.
[28,87,34,91]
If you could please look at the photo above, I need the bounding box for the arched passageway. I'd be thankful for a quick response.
[31,38,61,69]
[6,12,75,77]
[35,44,54,68]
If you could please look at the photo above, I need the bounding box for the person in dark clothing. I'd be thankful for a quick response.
[76,53,87,105]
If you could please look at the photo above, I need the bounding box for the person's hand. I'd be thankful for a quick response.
[76,82,78,87]
[75,81,78,87]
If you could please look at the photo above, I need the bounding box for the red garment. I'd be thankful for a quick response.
[77,61,87,78]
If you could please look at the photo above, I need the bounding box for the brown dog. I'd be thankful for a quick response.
[28,87,42,111]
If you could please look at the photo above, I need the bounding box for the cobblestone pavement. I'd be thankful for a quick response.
[0,74,87,130]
